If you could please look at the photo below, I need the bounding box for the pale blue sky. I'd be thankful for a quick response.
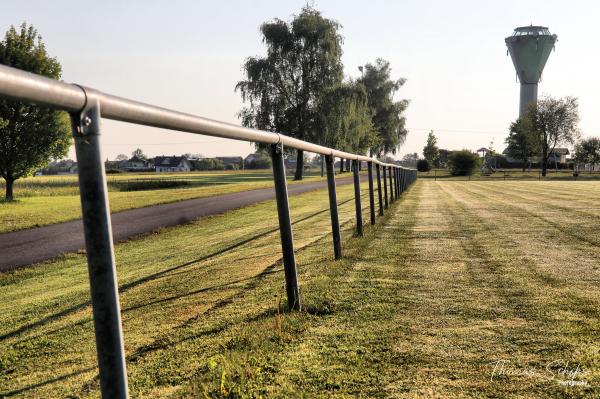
[2,0,599,160]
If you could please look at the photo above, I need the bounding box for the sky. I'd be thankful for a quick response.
[2,0,599,160]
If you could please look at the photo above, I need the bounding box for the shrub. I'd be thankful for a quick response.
[416,159,431,172]
[112,180,190,192]
[105,169,124,174]
[192,158,225,171]
[448,150,480,176]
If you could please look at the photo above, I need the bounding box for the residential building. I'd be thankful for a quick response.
[153,156,192,172]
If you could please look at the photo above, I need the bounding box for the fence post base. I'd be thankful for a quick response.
[70,93,129,399]
[270,144,301,311]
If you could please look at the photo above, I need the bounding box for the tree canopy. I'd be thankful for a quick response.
[504,117,538,171]
[524,96,580,176]
[359,58,409,157]
[422,130,439,166]
[236,6,344,180]
[0,23,70,200]
[131,148,147,160]
[318,81,375,154]
[574,137,600,171]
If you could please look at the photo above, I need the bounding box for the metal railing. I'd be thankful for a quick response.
[0,63,416,398]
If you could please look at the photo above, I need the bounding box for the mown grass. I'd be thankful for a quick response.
[0,170,330,233]
[418,168,600,181]
[2,180,600,398]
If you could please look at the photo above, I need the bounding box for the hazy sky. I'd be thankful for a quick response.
[2,0,599,160]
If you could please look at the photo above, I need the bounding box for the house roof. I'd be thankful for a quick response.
[153,156,187,167]
[127,155,146,163]
[550,148,570,155]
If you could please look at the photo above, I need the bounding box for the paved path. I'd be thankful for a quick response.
[0,175,364,271]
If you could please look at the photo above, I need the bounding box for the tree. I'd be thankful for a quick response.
[448,149,480,176]
[236,6,343,180]
[422,130,439,166]
[359,58,409,157]
[416,159,431,172]
[402,152,418,167]
[574,137,600,173]
[115,154,128,161]
[318,81,375,154]
[0,23,70,201]
[525,96,580,176]
[504,117,538,171]
[131,148,147,160]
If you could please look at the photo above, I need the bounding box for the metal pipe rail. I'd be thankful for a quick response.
[0,63,416,399]
[1,64,399,167]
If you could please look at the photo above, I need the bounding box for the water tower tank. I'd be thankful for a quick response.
[505,26,557,117]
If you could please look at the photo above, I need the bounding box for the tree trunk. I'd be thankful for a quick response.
[294,149,304,181]
[340,158,343,173]
[4,177,15,201]
[541,147,548,177]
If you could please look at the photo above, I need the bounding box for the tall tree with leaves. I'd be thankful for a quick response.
[422,130,440,166]
[525,96,580,176]
[318,81,375,154]
[131,148,147,160]
[574,137,600,172]
[0,23,70,201]
[359,58,409,157]
[236,6,343,180]
[504,117,538,171]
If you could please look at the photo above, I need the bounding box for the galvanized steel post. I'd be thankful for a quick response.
[352,159,363,236]
[325,155,342,259]
[367,161,376,225]
[389,166,395,203]
[383,166,388,209]
[376,164,384,216]
[70,94,129,399]
[270,144,301,311]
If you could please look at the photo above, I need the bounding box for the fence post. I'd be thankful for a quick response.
[325,155,342,259]
[353,159,364,236]
[395,168,399,197]
[70,93,129,399]
[383,166,388,209]
[389,166,395,203]
[340,158,344,174]
[270,143,301,311]
[376,164,384,216]
[367,161,376,225]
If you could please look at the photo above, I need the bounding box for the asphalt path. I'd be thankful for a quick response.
[0,174,365,271]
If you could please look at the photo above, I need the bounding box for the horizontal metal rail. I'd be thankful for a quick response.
[0,63,416,399]
[0,64,410,169]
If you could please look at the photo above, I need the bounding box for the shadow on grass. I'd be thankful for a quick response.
[1,197,357,343]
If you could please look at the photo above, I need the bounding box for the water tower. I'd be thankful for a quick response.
[505,26,557,117]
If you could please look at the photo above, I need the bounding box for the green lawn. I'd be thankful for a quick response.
[0,170,329,233]
[419,168,600,181]
[2,180,600,398]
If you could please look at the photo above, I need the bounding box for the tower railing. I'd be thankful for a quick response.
[0,64,417,398]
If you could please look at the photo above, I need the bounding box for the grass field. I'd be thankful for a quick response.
[0,170,328,233]
[1,180,600,397]
[419,168,600,181]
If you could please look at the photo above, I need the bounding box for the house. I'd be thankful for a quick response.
[122,155,152,171]
[153,156,192,172]
[216,156,243,170]
[548,148,570,164]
